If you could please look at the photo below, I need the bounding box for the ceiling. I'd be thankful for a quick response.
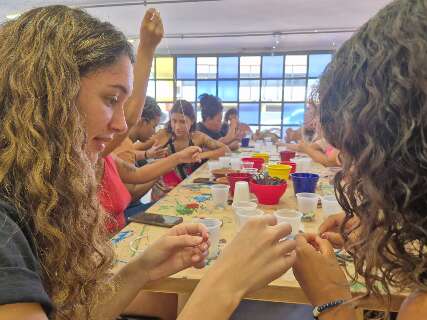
[0,0,392,54]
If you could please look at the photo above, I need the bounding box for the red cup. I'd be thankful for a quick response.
[280,161,296,174]
[227,173,253,196]
[280,150,296,162]
[241,157,264,170]
[249,181,287,205]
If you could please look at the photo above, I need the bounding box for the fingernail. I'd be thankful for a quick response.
[321,233,327,239]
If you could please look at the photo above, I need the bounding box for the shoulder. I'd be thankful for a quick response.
[398,291,427,320]
[0,201,52,314]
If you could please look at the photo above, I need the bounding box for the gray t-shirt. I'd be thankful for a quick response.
[0,201,53,316]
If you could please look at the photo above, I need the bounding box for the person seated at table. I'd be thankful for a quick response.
[221,107,252,139]
[0,6,297,320]
[150,99,229,201]
[197,93,240,150]
[293,1,427,319]
[113,96,167,165]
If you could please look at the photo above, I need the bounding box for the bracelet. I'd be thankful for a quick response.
[313,299,344,319]
[144,150,148,159]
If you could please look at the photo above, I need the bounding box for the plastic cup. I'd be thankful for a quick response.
[280,150,296,162]
[294,157,312,172]
[233,181,251,203]
[219,156,231,168]
[241,137,250,147]
[321,195,342,218]
[231,201,257,214]
[207,160,221,172]
[230,157,242,170]
[290,173,320,194]
[193,218,221,259]
[227,173,252,196]
[236,208,263,230]
[296,192,319,219]
[274,209,303,237]
[210,184,230,207]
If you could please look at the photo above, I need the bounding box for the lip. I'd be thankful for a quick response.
[92,137,113,152]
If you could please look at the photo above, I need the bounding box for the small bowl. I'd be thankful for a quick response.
[280,150,296,162]
[252,152,270,162]
[241,157,264,170]
[267,164,292,180]
[280,161,297,174]
[249,181,287,205]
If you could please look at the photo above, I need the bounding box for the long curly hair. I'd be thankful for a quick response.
[0,5,134,319]
[319,0,427,298]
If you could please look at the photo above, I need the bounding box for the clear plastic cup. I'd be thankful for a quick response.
[274,209,303,237]
[207,160,221,172]
[230,157,242,170]
[294,157,313,172]
[210,184,230,207]
[231,200,257,225]
[296,192,319,217]
[219,156,231,168]
[235,208,263,230]
[321,195,342,218]
[233,181,250,203]
[193,218,222,259]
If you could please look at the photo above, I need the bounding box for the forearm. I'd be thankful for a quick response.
[135,150,148,161]
[122,153,180,184]
[199,147,227,160]
[178,273,242,320]
[319,305,356,320]
[227,141,240,151]
[302,147,336,167]
[126,180,157,201]
[91,261,149,320]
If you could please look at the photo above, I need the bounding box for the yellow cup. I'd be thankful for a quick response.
[267,164,292,180]
[252,152,269,162]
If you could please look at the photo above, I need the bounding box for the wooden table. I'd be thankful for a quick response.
[112,152,405,317]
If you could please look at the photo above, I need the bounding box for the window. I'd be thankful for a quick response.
[218,80,238,101]
[262,56,284,78]
[197,57,217,79]
[239,103,259,124]
[240,56,261,78]
[218,56,239,78]
[197,80,217,99]
[261,80,283,101]
[176,80,196,102]
[239,80,260,101]
[285,55,307,78]
[177,57,195,79]
[261,103,282,125]
[309,54,332,77]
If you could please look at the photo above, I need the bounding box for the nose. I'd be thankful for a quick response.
[109,104,128,134]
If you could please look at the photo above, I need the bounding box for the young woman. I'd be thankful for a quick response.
[150,99,229,200]
[293,0,427,319]
[0,6,296,320]
[221,107,252,139]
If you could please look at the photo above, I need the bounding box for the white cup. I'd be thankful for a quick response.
[236,208,263,230]
[296,192,319,216]
[230,157,242,170]
[233,181,250,203]
[321,195,342,218]
[231,201,257,224]
[207,160,221,172]
[294,157,313,172]
[219,156,231,168]
[193,218,222,259]
[274,209,303,237]
[210,184,230,207]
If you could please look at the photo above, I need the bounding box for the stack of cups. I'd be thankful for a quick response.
[193,218,222,259]
[230,157,242,170]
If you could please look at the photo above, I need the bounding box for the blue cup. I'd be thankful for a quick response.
[290,173,320,194]
[241,137,250,147]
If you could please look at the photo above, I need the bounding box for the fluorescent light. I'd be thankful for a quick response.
[6,13,21,19]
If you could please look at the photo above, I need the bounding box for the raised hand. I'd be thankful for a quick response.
[139,8,164,50]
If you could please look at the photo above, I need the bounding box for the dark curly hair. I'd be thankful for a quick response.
[141,96,161,122]
[319,0,427,298]
[199,93,223,121]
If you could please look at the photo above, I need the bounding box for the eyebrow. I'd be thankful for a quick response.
[109,84,129,95]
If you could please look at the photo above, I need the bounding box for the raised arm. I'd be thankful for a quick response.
[102,9,164,156]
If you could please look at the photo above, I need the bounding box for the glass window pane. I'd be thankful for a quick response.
[284,79,306,101]
[260,103,282,125]
[176,80,196,102]
[147,80,155,98]
[240,56,261,78]
[150,63,155,79]
[307,78,319,100]
[218,57,238,78]
[155,57,174,79]
[196,103,202,122]
[218,80,238,101]
[250,125,259,133]
[197,57,217,79]
[261,80,283,101]
[197,80,217,99]
[283,103,305,125]
[309,54,332,77]
[239,80,260,102]
[177,57,195,79]
[285,55,307,78]
[239,103,259,124]
[156,80,174,102]
[262,56,284,78]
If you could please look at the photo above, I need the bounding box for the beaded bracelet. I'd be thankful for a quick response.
[313,299,344,319]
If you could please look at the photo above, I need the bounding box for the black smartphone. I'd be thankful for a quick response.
[128,212,183,228]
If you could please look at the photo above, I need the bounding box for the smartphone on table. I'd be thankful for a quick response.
[129,212,183,228]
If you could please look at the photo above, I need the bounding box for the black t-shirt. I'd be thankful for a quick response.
[0,201,53,316]
[196,122,224,140]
